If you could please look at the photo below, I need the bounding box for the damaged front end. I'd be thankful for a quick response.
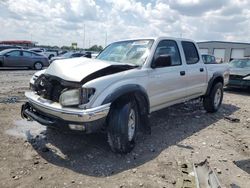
[31,74,97,108]
[21,59,138,133]
[21,73,110,132]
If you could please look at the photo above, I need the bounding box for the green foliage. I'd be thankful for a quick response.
[87,45,103,52]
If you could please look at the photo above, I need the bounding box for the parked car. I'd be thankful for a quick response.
[21,37,229,153]
[0,49,49,70]
[201,54,217,64]
[29,48,58,60]
[0,45,21,52]
[227,58,250,89]
[91,51,100,59]
[57,50,68,56]
[50,51,91,63]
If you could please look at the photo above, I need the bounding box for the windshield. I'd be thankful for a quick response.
[97,39,154,66]
[229,59,250,68]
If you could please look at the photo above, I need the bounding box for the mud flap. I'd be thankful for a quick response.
[140,114,151,134]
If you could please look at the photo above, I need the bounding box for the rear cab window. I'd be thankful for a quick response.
[202,55,216,64]
[181,41,199,64]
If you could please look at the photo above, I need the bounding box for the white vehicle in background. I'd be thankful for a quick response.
[22,37,230,153]
[29,48,58,60]
[201,54,218,64]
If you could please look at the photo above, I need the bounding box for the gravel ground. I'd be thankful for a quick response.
[0,70,249,188]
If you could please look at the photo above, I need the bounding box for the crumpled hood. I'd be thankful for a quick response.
[230,67,250,76]
[45,57,134,82]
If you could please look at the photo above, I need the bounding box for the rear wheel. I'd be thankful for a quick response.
[48,54,54,60]
[107,98,139,154]
[203,82,223,113]
[34,62,43,70]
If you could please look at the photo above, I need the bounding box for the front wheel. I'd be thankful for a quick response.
[107,98,139,154]
[203,82,223,113]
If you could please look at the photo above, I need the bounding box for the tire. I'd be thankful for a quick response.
[33,62,43,70]
[0,61,2,67]
[107,98,139,154]
[48,54,54,60]
[203,82,223,113]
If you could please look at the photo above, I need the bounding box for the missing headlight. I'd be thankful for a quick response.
[80,88,95,104]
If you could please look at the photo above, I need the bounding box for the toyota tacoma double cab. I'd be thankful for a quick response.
[21,37,229,153]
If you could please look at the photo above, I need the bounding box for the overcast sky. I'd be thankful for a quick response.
[0,0,249,48]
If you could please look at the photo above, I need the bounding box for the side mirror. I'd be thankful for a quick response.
[4,54,10,57]
[151,55,171,68]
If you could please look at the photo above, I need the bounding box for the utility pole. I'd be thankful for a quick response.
[105,31,107,47]
[83,24,85,49]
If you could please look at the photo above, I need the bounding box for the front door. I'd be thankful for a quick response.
[4,50,22,67]
[147,40,188,111]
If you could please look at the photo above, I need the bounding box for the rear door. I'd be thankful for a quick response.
[148,40,188,111]
[181,41,207,96]
[21,51,33,66]
[4,50,22,67]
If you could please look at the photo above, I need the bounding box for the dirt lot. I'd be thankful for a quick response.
[0,70,249,188]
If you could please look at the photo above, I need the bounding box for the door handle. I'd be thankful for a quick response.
[200,68,204,72]
[180,71,185,76]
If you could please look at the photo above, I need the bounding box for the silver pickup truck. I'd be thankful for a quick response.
[21,37,229,153]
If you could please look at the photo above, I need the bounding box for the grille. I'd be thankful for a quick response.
[229,75,243,80]
[34,75,66,102]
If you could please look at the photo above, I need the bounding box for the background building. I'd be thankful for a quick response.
[197,41,250,63]
[0,40,36,47]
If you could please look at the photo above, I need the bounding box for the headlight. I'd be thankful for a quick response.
[243,75,250,80]
[59,89,80,106]
[30,75,38,85]
[59,88,95,107]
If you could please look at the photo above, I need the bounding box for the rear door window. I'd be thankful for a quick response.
[23,51,33,57]
[31,52,42,57]
[181,41,199,64]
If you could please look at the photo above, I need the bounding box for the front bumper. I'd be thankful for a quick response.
[24,91,110,122]
[21,91,110,132]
